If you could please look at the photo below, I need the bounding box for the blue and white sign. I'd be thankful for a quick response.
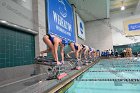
[77,14,85,40]
[128,23,140,31]
[47,0,75,42]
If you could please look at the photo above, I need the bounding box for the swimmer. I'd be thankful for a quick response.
[81,44,89,60]
[88,47,95,58]
[67,42,82,60]
[40,34,67,65]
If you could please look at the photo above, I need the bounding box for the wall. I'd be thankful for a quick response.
[12,0,32,10]
[85,20,113,51]
[0,26,35,68]
[0,0,36,85]
[73,6,85,44]
[0,0,34,30]
[32,0,47,56]
[110,11,140,46]
[0,0,36,68]
[37,0,47,53]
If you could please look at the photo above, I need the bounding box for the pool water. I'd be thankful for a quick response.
[65,58,140,93]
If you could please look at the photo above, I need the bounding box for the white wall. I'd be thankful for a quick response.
[85,20,113,51]
[110,11,140,46]
[0,0,34,30]
[12,0,33,11]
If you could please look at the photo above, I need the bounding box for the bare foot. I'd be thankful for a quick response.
[57,62,62,65]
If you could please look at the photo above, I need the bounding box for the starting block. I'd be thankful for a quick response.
[33,56,67,80]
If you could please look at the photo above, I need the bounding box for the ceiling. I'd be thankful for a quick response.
[68,0,140,22]
[68,0,110,22]
[110,0,140,14]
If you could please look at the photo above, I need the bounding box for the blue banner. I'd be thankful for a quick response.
[47,0,75,42]
[77,14,85,40]
[128,23,140,31]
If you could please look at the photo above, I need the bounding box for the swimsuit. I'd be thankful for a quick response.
[46,34,54,45]
[74,43,78,50]
[49,36,54,45]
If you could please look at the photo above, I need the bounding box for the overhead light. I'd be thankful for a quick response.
[121,6,125,10]
[120,0,125,11]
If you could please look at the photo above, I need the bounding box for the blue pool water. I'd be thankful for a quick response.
[66,58,140,93]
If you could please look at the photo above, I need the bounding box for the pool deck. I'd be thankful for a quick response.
[0,59,99,93]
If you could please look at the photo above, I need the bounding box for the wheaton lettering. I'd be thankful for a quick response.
[53,11,72,32]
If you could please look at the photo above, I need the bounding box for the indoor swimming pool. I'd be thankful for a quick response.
[65,58,140,93]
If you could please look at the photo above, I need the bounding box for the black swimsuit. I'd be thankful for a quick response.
[46,34,54,45]
[74,43,78,50]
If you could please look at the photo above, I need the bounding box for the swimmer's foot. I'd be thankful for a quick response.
[57,62,62,65]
